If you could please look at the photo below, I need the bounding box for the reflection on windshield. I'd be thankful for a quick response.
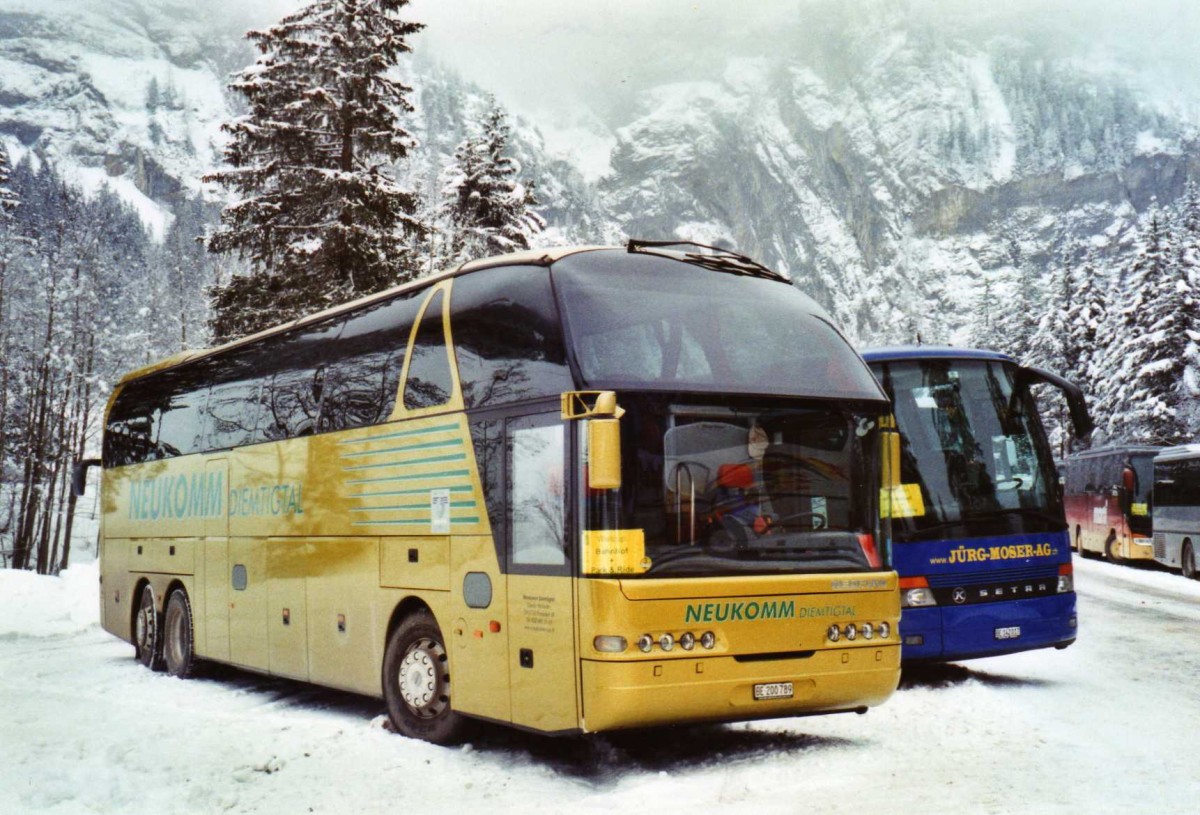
[871,358,1062,542]
[582,397,885,577]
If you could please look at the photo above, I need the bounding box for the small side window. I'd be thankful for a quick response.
[508,415,566,569]
[404,289,454,411]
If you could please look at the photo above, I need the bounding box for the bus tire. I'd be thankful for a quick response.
[163,588,197,678]
[1074,529,1087,558]
[135,584,164,671]
[1104,534,1119,563]
[1182,541,1197,581]
[382,610,469,745]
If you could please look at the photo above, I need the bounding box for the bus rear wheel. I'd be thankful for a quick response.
[1182,541,1197,581]
[1104,534,1119,563]
[382,611,469,745]
[163,588,198,678]
[134,584,163,671]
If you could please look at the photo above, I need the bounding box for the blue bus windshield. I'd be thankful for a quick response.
[870,357,1063,542]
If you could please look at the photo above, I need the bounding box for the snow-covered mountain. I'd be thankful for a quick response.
[2,0,1199,341]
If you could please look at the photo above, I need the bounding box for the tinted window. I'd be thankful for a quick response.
[470,417,506,560]
[104,379,169,467]
[404,289,454,410]
[153,365,212,458]
[320,292,421,431]
[451,266,574,408]
[259,317,345,439]
[508,415,566,568]
[552,250,885,402]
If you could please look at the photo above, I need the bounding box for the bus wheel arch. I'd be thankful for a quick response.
[162,582,198,678]
[1182,539,1196,580]
[132,580,164,671]
[382,602,470,745]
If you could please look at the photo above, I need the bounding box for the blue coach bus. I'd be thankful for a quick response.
[862,347,1093,662]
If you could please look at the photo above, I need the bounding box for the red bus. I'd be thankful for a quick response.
[1064,446,1160,562]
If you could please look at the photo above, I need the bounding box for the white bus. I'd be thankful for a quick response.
[1152,445,1200,579]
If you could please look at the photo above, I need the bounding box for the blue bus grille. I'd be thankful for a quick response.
[927,565,1059,588]
[927,565,1062,606]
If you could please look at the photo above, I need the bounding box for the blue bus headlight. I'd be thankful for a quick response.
[901,587,937,608]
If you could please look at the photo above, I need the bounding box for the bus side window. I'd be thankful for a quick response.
[451,266,573,409]
[507,415,566,568]
[321,292,420,431]
[258,317,345,440]
[404,288,455,411]
[154,363,213,458]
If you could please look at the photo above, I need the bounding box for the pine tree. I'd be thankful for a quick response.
[439,99,545,265]
[205,0,427,343]
[0,144,18,218]
[1102,207,1183,442]
[1064,250,1109,412]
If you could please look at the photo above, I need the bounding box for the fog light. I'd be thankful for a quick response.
[1057,575,1073,593]
[827,624,840,642]
[637,634,654,653]
[679,632,696,650]
[593,635,627,653]
[862,622,874,640]
[659,633,675,651]
[879,621,891,639]
[700,631,716,649]
[903,635,924,646]
[845,623,858,641]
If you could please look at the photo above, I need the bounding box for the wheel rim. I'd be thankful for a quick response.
[398,637,449,718]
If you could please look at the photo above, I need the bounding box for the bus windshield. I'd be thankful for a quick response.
[870,358,1062,542]
[583,396,886,577]
[552,251,885,402]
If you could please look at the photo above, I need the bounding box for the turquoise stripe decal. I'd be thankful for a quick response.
[345,469,471,486]
[351,516,481,527]
[343,453,467,472]
[347,484,473,498]
[350,500,477,513]
[337,422,460,446]
[340,438,462,460]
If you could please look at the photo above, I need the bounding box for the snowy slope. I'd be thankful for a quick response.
[2,557,1199,814]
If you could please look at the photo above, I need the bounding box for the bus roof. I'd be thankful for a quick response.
[860,345,1016,364]
[116,245,607,385]
[1153,444,1200,463]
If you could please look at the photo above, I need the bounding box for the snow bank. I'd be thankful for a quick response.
[0,561,99,639]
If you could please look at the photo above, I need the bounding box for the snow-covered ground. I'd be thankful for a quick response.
[2,557,1198,815]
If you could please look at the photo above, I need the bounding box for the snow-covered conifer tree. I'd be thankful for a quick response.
[439,99,545,265]
[1101,207,1187,442]
[205,0,426,342]
[0,145,18,218]
[1064,250,1109,410]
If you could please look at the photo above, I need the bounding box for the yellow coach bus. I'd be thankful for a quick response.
[78,242,901,744]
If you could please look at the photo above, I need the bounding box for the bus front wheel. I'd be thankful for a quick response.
[134,584,163,671]
[1104,534,1119,563]
[383,610,469,745]
[1182,541,1197,581]
[163,588,198,678]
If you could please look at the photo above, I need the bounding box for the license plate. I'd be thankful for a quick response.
[995,626,1021,640]
[753,681,794,700]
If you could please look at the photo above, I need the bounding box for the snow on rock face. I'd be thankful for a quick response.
[0,0,238,232]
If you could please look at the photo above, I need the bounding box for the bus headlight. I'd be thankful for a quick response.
[901,588,937,608]
[862,622,874,640]
[679,632,696,651]
[1057,563,1073,593]
[845,623,858,641]
[700,631,716,650]
[879,621,891,639]
[827,624,840,642]
[637,634,654,653]
[659,633,675,651]
[593,635,627,653]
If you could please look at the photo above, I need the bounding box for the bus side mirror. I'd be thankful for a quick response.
[1122,466,1136,494]
[588,419,622,490]
[1018,366,1094,439]
[72,459,101,497]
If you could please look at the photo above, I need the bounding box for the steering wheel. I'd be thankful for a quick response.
[995,475,1025,492]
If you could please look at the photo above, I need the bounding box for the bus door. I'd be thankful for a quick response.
[505,412,580,733]
[202,458,230,661]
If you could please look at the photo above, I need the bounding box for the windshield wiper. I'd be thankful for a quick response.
[626,239,791,284]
